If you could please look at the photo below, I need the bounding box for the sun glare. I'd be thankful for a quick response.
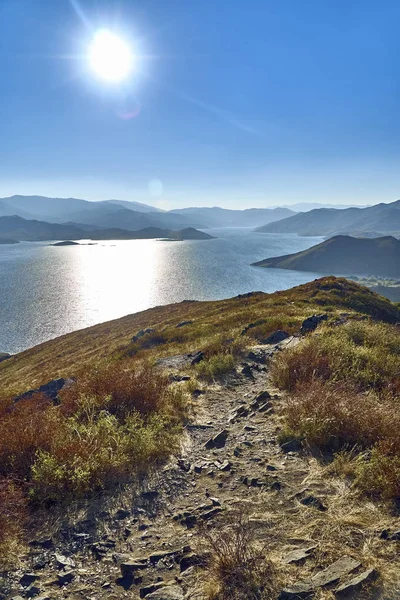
[88,29,134,83]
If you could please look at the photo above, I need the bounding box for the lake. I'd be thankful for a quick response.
[0,228,323,354]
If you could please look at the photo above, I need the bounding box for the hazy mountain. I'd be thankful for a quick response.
[252,235,400,278]
[170,206,295,227]
[100,199,161,212]
[0,216,212,242]
[0,196,203,231]
[272,202,370,212]
[256,200,400,237]
[70,206,204,231]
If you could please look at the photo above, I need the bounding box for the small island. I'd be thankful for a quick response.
[52,240,80,246]
[0,238,19,245]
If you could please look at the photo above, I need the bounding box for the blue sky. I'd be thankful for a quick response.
[1,0,400,208]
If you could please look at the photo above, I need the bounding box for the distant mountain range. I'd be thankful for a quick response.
[252,235,400,278]
[256,199,400,237]
[270,202,370,212]
[0,195,296,231]
[170,206,295,227]
[0,216,214,242]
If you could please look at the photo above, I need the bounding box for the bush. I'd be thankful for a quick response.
[0,360,185,504]
[283,381,400,453]
[271,321,400,393]
[196,354,236,381]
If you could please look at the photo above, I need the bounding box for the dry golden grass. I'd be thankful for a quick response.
[200,511,279,600]
[273,319,400,500]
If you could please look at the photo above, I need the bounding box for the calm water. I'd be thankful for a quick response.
[0,229,323,354]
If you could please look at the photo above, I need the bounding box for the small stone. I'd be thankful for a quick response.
[233,446,242,457]
[141,490,159,500]
[26,584,41,598]
[121,560,148,576]
[115,508,131,519]
[20,573,40,587]
[57,570,75,586]
[300,495,327,511]
[140,582,166,597]
[219,460,232,472]
[205,429,228,449]
[180,553,202,572]
[55,553,75,569]
[29,537,53,549]
[335,568,378,597]
[281,438,302,452]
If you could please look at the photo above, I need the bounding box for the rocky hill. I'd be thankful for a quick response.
[252,235,400,278]
[1,278,400,599]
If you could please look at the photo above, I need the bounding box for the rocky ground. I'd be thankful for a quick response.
[3,337,400,600]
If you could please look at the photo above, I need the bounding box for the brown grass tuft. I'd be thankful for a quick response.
[200,512,277,600]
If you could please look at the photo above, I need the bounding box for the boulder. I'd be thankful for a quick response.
[0,352,11,363]
[14,378,74,404]
[300,314,328,335]
[131,328,155,343]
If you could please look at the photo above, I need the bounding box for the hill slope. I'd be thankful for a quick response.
[1,276,398,395]
[256,199,400,236]
[252,235,400,277]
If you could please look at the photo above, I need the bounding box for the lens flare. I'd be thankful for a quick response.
[88,29,134,82]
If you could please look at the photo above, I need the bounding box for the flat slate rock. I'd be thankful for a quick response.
[335,568,378,597]
[311,556,361,588]
[282,546,317,564]
[280,556,361,599]
[146,585,184,600]
[278,580,314,599]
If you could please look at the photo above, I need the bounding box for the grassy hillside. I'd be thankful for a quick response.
[1,277,398,396]
[253,235,400,277]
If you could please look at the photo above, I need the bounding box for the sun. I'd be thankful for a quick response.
[88,29,134,83]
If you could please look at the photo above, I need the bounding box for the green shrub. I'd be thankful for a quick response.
[196,353,236,381]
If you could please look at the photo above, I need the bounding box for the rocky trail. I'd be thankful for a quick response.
[4,337,399,600]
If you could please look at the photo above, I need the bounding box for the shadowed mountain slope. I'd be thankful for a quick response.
[253,235,400,277]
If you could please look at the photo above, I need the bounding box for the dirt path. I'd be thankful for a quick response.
[5,338,400,600]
